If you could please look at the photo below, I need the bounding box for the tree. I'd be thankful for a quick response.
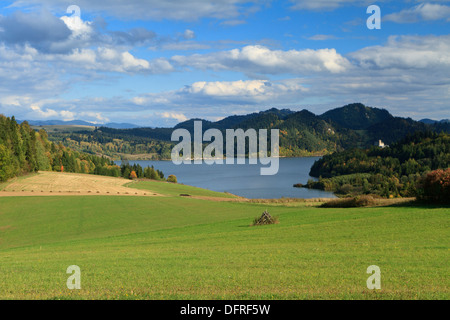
[0,144,13,181]
[0,115,166,182]
[129,170,138,180]
[167,175,177,183]
[417,169,450,203]
[122,167,131,179]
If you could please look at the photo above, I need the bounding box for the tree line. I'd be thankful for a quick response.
[302,131,449,199]
[0,115,167,182]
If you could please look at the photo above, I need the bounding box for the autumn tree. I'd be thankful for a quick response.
[129,170,138,179]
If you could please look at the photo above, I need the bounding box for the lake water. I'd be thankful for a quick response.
[116,157,336,199]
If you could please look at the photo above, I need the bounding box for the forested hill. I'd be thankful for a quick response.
[320,103,392,130]
[37,103,450,160]
[0,115,165,182]
[0,115,118,181]
[166,103,447,148]
[304,131,450,198]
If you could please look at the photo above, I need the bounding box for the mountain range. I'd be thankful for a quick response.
[419,119,450,125]
[35,103,450,159]
[168,103,449,154]
[20,104,449,134]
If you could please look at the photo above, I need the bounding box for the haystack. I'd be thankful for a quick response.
[252,210,278,226]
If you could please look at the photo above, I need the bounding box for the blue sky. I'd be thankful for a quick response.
[0,0,449,126]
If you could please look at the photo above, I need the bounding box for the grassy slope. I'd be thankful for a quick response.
[127,180,237,198]
[0,188,448,299]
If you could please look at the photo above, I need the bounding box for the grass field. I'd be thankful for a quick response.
[0,173,448,300]
[127,180,238,199]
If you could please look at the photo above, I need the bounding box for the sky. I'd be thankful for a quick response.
[0,0,449,127]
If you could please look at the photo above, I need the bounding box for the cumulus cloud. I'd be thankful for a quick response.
[385,3,450,23]
[59,47,174,74]
[0,7,178,65]
[159,112,188,122]
[184,79,308,102]
[1,2,449,126]
[0,10,72,53]
[0,10,174,76]
[127,79,309,115]
[349,35,450,70]
[118,35,450,124]
[0,8,162,57]
[188,80,270,97]
[60,14,93,39]
[172,45,351,75]
[29,103,76,120]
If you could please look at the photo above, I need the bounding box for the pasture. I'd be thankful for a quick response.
[0,173,448,299]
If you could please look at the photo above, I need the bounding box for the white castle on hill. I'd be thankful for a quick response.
[375,140,388,148]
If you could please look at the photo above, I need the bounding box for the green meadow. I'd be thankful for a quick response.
[126,179,237,198]
[0,181,448,300]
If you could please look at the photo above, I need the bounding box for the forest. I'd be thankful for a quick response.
[0,115,165,182]
[302,131,450,200]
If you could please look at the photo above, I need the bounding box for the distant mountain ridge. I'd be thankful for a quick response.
[19,105,449,133]
[28,103,450,159]
[173,108,294,131]
[18,119,141,129]
[419,118,450,124]
[170,103,449,148]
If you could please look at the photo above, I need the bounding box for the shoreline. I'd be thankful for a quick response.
[115,155,325,162]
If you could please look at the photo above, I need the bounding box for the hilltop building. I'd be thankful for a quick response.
[375,140,388,148]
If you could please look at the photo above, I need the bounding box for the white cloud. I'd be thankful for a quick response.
[385,3,450,23]
[183,79,308,103]
[188,80,270,97]
[1,3,450,125]
[127,79,309,116]
[58,47,173,74]
[172,45,351,75]
[183,29,196,40]
[59,110,76,120]
[30,104,63,119]
[349,35,450,70]
[0,8,173,78]
[0,9,72,53]
[159,112,188,122]
[60,15,93,39]
[78,111,110,123]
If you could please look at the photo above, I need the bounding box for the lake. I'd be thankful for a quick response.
[116,157,337,199]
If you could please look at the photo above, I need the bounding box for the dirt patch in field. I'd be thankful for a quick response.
[0,171,162,197]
